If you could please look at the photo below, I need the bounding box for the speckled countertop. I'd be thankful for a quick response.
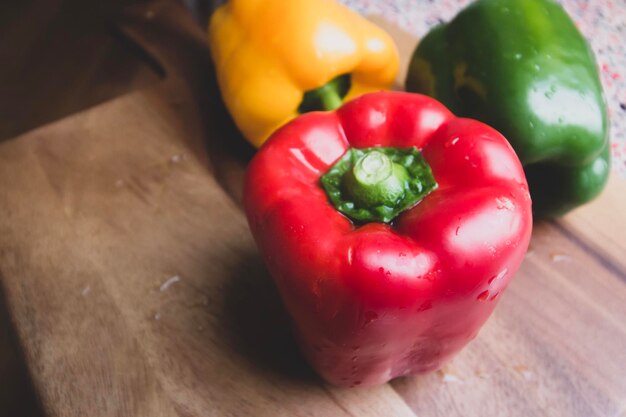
[341,0,626,178]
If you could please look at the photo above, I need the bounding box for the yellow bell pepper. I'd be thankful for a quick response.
[208,0,400,147]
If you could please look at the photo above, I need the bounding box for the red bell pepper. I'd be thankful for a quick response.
[244,91,532,387]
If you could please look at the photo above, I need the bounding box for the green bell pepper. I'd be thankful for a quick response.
[406,0,610,217]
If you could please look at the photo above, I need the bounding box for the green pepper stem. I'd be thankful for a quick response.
[318,87,344,111]
[344,150,409,209]
[321,147,437,224]
[355,151,393,185]
[298,74,352,113]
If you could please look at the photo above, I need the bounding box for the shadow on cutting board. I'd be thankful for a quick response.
[0,286,43,417]
[117,0,256,203]
[218,250,318,383]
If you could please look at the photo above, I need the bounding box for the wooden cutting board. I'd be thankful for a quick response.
[1,1,624,416]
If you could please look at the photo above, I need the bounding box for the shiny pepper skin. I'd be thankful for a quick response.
[406,0,610,217]
[244,92,532,387]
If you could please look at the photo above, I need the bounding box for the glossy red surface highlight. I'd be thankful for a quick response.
[244,92,532,387]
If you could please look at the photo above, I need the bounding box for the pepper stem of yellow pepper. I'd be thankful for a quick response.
[298,74,351,113]
[319,87,344,111]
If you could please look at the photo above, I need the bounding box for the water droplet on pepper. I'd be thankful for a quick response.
[477,290,489,301]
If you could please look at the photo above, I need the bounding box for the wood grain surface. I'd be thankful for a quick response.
[0,1,624,416]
